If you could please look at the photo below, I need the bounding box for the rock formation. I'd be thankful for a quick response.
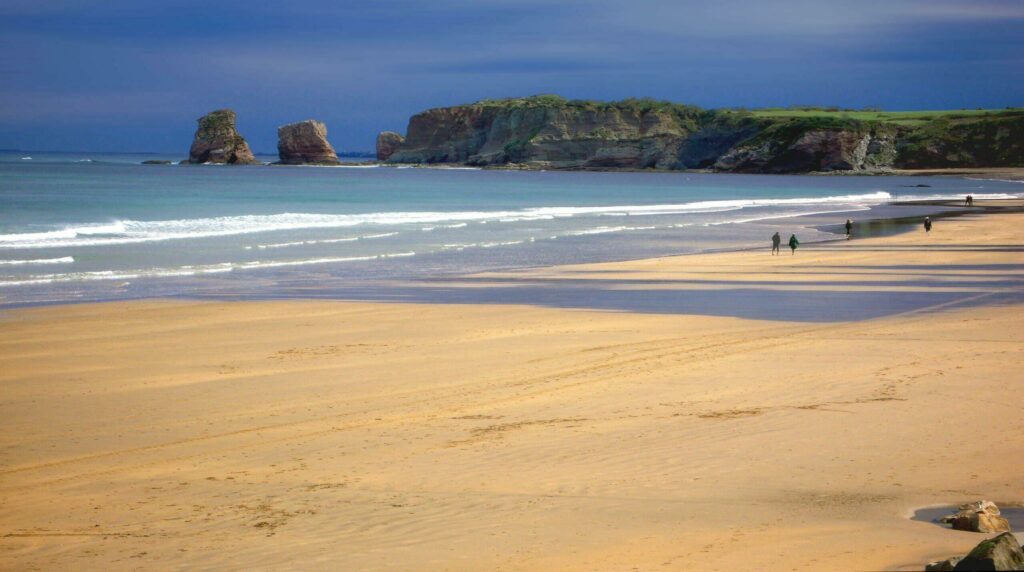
[277,120,340,165]
[381,96,1024,173]
[941,501,1012,533]
[953,532,1024,571]
[713,128,898,173]
[187,109,258,165]
[925,556,962,571]
[376,131,405,161]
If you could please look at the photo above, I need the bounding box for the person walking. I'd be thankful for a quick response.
[845,219,853,239]
[788,233,799,255]
[924,217,932,233]
[771,231,781,255]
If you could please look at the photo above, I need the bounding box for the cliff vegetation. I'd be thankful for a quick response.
[382,96,1024,173]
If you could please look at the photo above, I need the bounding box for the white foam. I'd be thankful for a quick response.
[0,251,418,287]
[894,192,1021,201]
[250,231,399,250]
[564,225,658,236]
[4,190,968,250]
[0,256,74,265]
[705,206,873,226]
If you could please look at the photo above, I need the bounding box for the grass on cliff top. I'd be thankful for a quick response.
[461,97,1023,132]
[475,95,703,115]
[736,106,1024,125]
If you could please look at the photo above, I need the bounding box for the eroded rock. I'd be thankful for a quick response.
[277,120,340,165]
[941,501,1012,534]
[188,109,258,165]
[953,532,1024,571]
[376,131,405,161]
[926,556,962,571]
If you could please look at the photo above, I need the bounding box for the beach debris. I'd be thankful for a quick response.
[187,109,258,165]
[940,500,1012,533]
[277,120,341,165]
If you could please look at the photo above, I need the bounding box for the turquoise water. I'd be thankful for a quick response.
[1,152,1020,306]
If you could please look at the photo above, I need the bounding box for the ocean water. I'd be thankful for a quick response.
[1,152,1020,307]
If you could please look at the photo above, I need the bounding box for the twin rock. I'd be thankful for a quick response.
[186,109,369,166]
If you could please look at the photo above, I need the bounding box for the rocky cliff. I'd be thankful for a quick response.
[380,96,1024,173]
[188,109,258,165]
[277,120,340,165]
[376,131,405,161]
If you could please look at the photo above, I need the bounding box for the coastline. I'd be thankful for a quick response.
[1,206,1021,570]
[370,162,1024,182]
[0,199,1011,311]
[133,156,1024,183]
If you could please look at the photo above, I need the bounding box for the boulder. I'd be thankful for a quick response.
[953,532,1024,571]
[941,501,1012,534]
[376,131,405,161]
[277,120,340,165]
[926,557,962,571]
[188,109,258,164]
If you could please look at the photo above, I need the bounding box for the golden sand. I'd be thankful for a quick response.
[1,211,1021,570]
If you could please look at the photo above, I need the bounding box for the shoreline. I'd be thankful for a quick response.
[214,160,1024,182]
[1,199,1015,312]
[1,209,1022,570]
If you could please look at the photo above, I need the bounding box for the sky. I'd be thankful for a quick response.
[1,0,1022,153]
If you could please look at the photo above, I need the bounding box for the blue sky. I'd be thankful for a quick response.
[1,0,1022,153]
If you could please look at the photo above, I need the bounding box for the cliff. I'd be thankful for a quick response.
[376,131,404,161]
[188,109,258,165]
[277,120,340,165]
[380,96,1024,173]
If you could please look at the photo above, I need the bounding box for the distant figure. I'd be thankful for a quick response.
[771,232,781,255]
[845,219,853,239]
[965,194,974,207]
[924,217,932,233]
[788,234,799,254]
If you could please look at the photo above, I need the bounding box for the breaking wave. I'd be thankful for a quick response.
[0,191,910,250]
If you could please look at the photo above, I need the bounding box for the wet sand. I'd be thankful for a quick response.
[1,209,1022,570]
[888,167,1024,181]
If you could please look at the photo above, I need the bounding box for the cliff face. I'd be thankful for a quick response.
[895,115,1024,168]
[376,131,404,161]
[188,109,258,165]
[381,97,1024,173]
[388,101,701,169]
[277,120,340,165]
[713,124,898,173]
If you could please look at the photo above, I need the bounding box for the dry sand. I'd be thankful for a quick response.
[1,210,1022,571]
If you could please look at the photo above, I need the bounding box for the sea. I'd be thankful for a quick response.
[1,151,1020,308]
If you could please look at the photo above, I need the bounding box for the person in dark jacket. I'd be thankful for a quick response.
[845,219,853,239]
[788,234,799,254]
[771,232,781,255]
[924,217,932,232]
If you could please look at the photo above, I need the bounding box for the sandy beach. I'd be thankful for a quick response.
[1,209,1022,571]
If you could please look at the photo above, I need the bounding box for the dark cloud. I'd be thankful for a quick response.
[0,0,1021,152]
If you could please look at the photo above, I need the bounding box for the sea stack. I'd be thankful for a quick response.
[187,109,258,164]
[277,120,341,165]
[376,131,405,161]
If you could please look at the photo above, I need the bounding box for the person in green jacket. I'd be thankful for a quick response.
[788,234,799,254]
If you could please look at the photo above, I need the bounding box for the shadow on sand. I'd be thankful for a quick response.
[220,259,1024,323]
